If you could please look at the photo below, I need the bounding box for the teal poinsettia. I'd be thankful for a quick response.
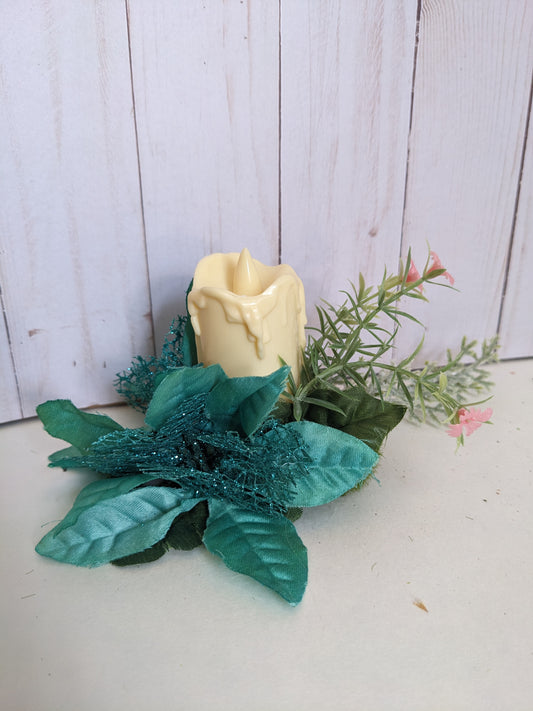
[35,364,379,605]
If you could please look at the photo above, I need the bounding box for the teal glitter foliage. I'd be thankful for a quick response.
[36,367,380,604]
[114,316,194,412]
[52,398,305,516]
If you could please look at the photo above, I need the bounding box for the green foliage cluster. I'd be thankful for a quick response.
[36,367,378,604]
[374,336,498,424]
[284,250,496,431]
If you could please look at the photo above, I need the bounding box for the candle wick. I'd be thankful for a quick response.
[233,248,263,296]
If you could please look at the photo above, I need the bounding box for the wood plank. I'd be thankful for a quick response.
[397,0,533,365]
[0,1,152,421]
[280,0,418,326]
[0,299,22,422]
[127,0,280,346]
[499,86,533,360]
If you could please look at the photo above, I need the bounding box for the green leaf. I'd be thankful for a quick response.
[36,400,123,454]
[283,420,379,507]
[48,445,84,466]
[206,366,290,436]
[111,540,167,566]
[203,499,308,605]
[270,396,293,424]
[36,484,201,567]
[302,386,406,452]
[145,364,227,430]
[183,279,198,367]
[301,395,346,416]
[285,507,303,522]
[47,474,159,536]
[112,500,209,566]
[165,500,209,550]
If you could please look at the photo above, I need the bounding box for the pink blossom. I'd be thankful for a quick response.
[428,251,455,285]
[447,407,493,438]
[446,423,464,438]
[406,261,423,291]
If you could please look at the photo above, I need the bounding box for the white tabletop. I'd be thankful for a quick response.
[1,360,532,711]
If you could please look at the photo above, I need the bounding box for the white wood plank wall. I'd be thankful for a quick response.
[1,0,532,423]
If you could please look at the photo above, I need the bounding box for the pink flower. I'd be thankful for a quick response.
[447,407,493,438]
[406,261,423,291]
[446,423,464,438]
[428,251,454,285]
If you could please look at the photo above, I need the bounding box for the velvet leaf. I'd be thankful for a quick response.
[145,364,227,430]
[283,420,379,506]
[203,499,308,605]
[206,366,290,436]
[36,399,123,454]
[36,484,201,567]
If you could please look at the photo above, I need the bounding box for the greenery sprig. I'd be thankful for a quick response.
[374,335,498,424]
[284,249,496,440]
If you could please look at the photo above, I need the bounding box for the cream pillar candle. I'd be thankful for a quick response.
[187,249,307,382]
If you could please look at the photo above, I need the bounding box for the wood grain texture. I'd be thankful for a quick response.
[1,2,532,425]
[499,82,533,359]
[397,0,533,364]
[0,1,152,420]
[280,0,418,324]
[127,0,280,346]
[0,299,22,422]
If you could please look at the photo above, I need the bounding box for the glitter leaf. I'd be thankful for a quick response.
[114,315,197,411]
